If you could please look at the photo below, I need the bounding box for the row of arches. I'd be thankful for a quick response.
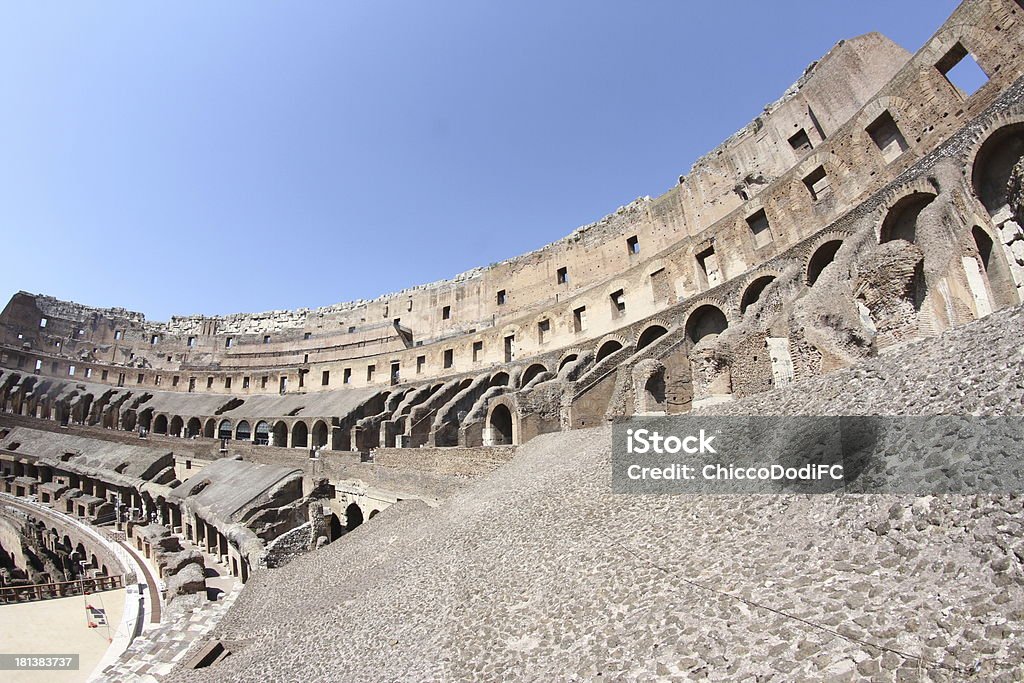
[147,415,332,449]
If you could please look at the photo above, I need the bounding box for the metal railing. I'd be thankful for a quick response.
[0,574,124,604]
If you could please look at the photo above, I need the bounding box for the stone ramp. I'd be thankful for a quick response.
[165,306,1024,682]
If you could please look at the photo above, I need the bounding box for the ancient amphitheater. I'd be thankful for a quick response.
[3,0,1024,680]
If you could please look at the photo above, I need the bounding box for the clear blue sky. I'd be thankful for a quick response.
[0,1,960,321]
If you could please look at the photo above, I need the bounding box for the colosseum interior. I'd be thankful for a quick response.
[3,0,1024,680]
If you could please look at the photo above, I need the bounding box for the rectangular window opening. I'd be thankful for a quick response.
[788,129,812,154]
[867,110,909,163]
[802,166,831,202]
[610,289,626,318]
[472,341,483,362]
[343,368,352,384]
[443,349,454,369]
[696,245,723,288]
[416,355,426,374]
[538,319,551,344]
[442,305,451,320]
[573,306,587,333]
[626,235,640,255]
[936,42,989,98]
[556,267,569,285]
[496,290,507,306]
[322,370,330,386]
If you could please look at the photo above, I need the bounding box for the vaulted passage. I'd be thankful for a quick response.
[235,420,251,441]
[292,421,309,448]
[740,276,776,313]
[595,340,623,362]
[273,421,288,447]
[520,364,547,387]
[186,417,202,438]
[972,122,1024,215]
[488,404,514,445]
[685,305,728,344]
[218,419,233,441]
[312,421,329,449]
[636,325,668,351]
[806,241,843,286]
[345,503,363,531]
[880,193,935,244]
[254,421,270,445]
[169,415,183,437]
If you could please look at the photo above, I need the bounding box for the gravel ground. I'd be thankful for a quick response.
[167,306,1024,683]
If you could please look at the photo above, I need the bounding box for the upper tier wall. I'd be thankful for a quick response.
[3,0,1022,395]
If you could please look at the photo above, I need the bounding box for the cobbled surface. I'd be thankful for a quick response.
[167,306,1024,683]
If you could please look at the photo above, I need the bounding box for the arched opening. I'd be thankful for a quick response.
[292,421,308,448]
[880,193,935,244]
[186,417,202,438]
[595,340,623,362]
[644,372,666,406]
[235,420,251,441]
[740,276,776,313]
[311,420,329,449]
[685,305,728,344]
[636,325,668,351]
[369,509,380,519]
[971,225,1017,310]
[488,404,514,445]
[806,240,843,286]
[345,503,363,531]
[520,364,547,387]
[490,372,510,387]
[272,421,288,447]
[558,354,578,371]
[254,421,270,445]
[138,409,153,433]
[153,414,168,435]
[217,419,233,441]
[328,513,343,541]
[972,122,1024,215]
[169,416,183,437]
[203,419,216,438]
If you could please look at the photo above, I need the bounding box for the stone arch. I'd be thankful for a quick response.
[203,418,216,438]
[153,414,168,435]
[292,421,308,448]
[632,360,666,414]
[970,120,1024,215]
[345,502,363,531]
[558,353,579,371]
[595,338,625,363]
[740,275,777,313]
[486,402,516,446]
[138,408,153,433]
[311,420,329,449]
[684,304,728,344]
[328,513,343,541]
[490,372,510,387]
[806,240,844,286]
[635,324,669,352]
[186,417,201,438]
[168,415,183,437]
[272,421,288,447]
[369,509,380,519]
[217,419,233,441]
[254,420,270,445]
[971,224,1017,310]
[879,192,936,244]
[235,420,251,441]
[520,363,548,388]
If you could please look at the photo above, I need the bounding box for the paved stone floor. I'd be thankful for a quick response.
[0,588,126,683]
